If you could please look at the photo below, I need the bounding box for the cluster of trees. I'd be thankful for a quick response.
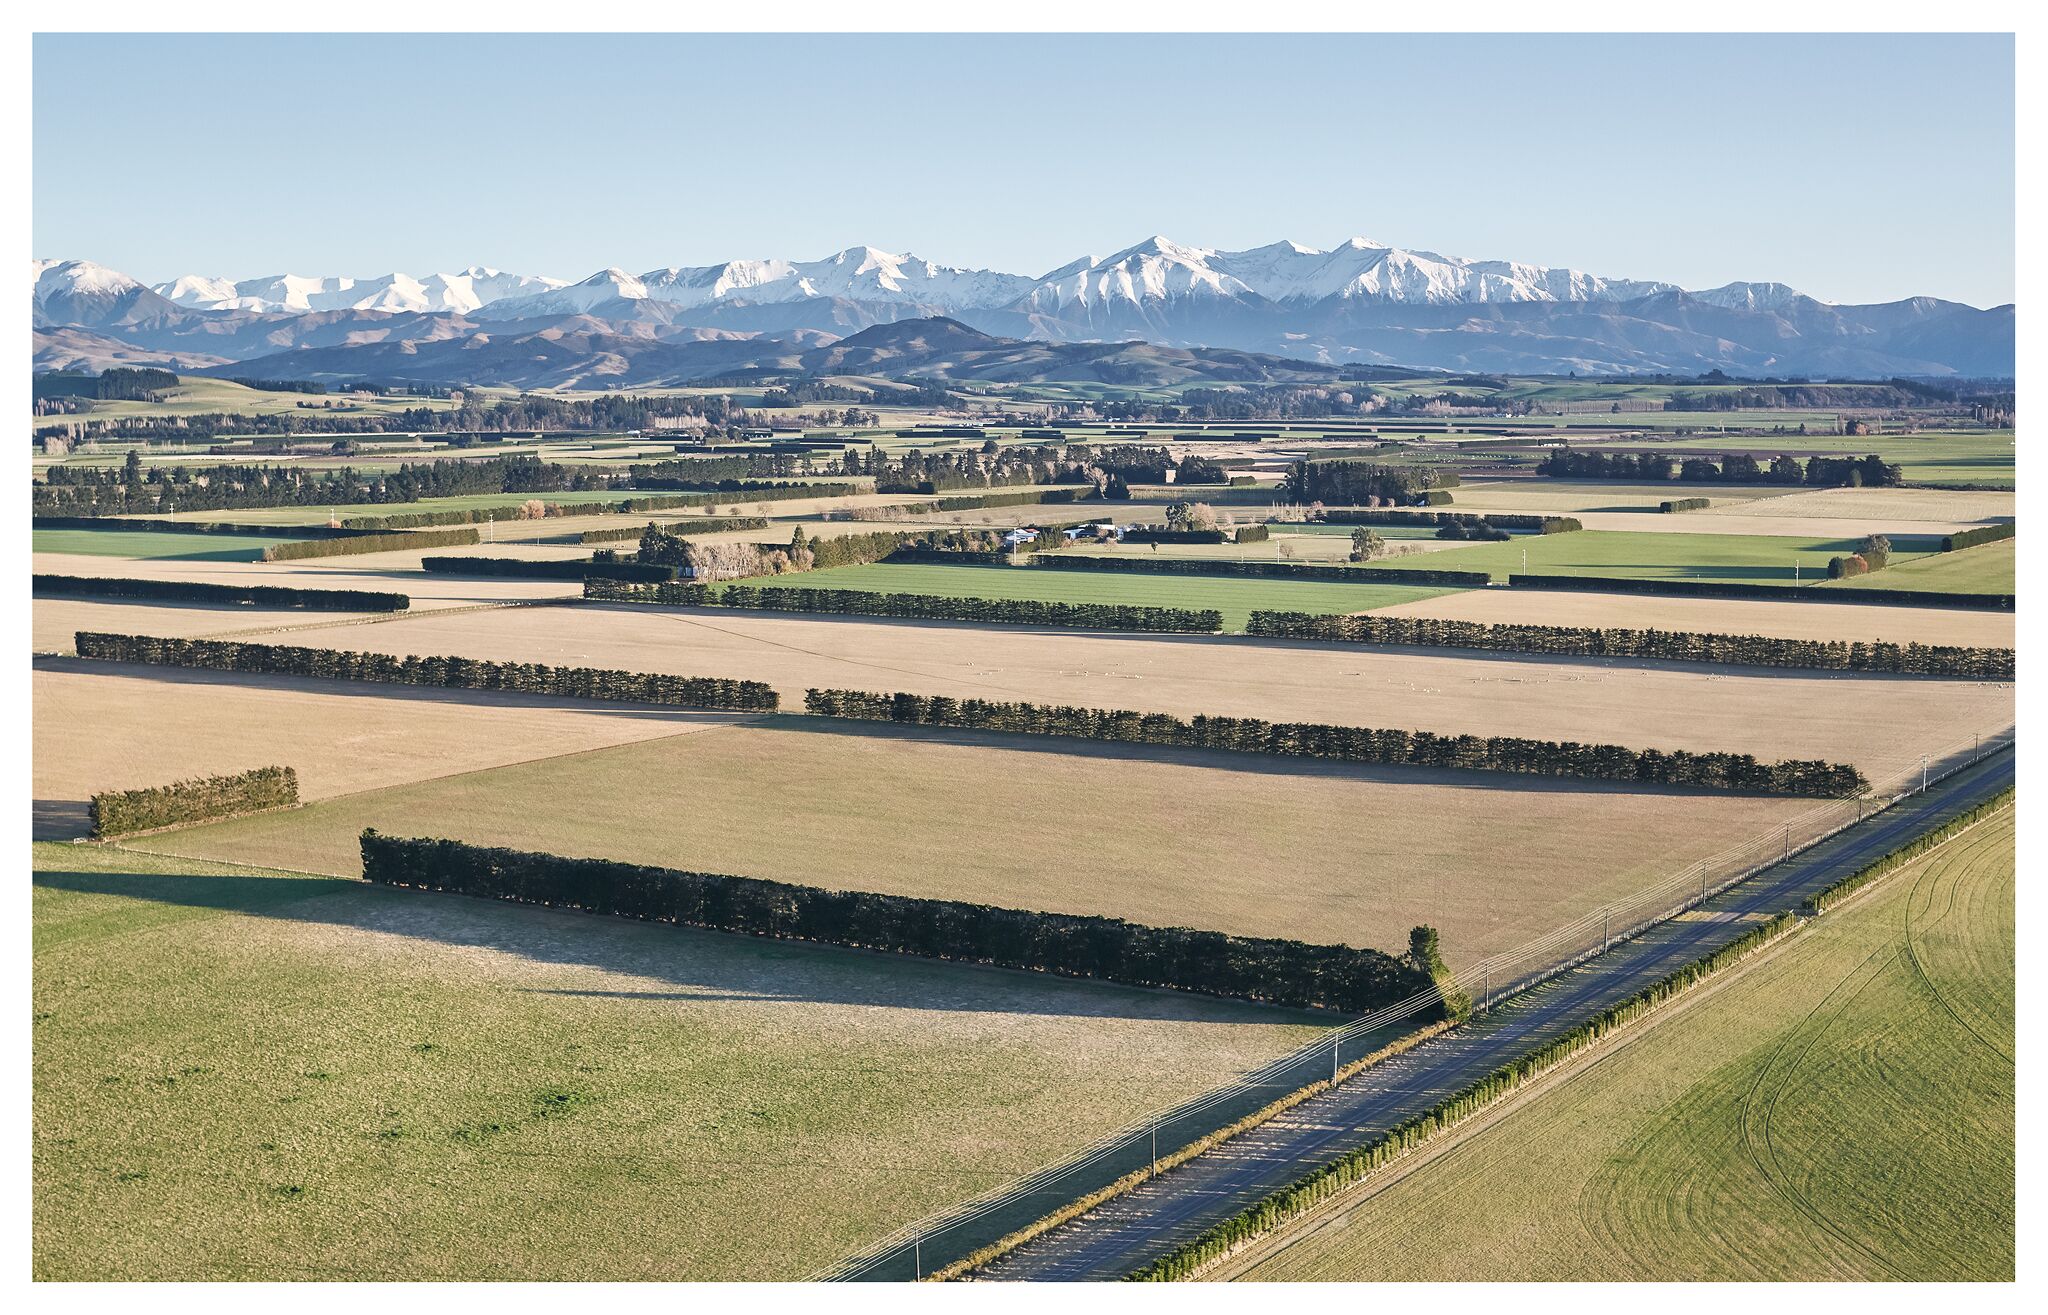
[33,573,409,613]
[1507,572,2012,611]
[422,556,675,582]
[1828,533,1893,579]
[90,765,299,839]
[74,631,779,712]
[1245,610,2014,679]
[360,831,1429,1013]
[36,451,603,517]
[1131,902,1807,1280]
[1660,497,1712,513]
[1436,522,1509,541]
[1085,446,1231,486]
[852,446,1091,493]
[262,527,480,561]
[634,524,916,582]
[1537,448,1904,487]
[1281,459,1455,505]
[1028,555,1492,588]
[803,689,1865,796]
[1235,524,1271,544]
[581,516,767,544]
[1944,522,2015,552]
[587,579,1224,633]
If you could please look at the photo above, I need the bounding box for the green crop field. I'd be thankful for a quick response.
[1231,806,2015,1282]
[1369,528,1946,587]
[1817,540,2015,596]
[735,561,1457,632]
[31,527,321,562]
[31,842,1325,1280]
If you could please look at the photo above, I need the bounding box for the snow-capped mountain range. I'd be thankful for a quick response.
[31,237,2015,381]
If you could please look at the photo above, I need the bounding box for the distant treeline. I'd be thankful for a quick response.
[32,515,363,539]
[1029,555,1492,589]
[359,832,1432,1014]
[90,765,299,839]
[804,689,1865,796]
[33,573,410,613]
[421,556,676,582]
[585,579,1224,633]
[32,366,180,402]
[263,527,480,561]
[1244,611,2013,679]
[36,452,607,517]
[74,632,779,712]
[1537,448,1904,487]
[1506,573,2013,611]
[341,494,705,530]
[1316,510,1582,534]
[581,516,769,544]
[1282,460,1458,505]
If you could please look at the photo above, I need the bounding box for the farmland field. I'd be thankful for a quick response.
[31,843,1323,1280]
[1377,588,2016,648]
[251,606,2017,778]
[1228,806,2015,1282]
[32,528,321,562]
[1369,528,1948,586]
[139,716,1818,963]
[1815,540,2015,596]
[734,561,1459,632]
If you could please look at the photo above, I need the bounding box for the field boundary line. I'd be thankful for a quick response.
[1149,785,2016,1283]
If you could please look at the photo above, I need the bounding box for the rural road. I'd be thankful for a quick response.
[974,747,2016,1282]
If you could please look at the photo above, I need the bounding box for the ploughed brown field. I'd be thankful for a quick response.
[140,715,1820,963]
[253,604,2014,785]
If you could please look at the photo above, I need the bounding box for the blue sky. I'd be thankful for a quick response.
[34,32,2015,307]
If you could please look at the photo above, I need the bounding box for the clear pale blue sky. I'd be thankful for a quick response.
[34,32,2015,307]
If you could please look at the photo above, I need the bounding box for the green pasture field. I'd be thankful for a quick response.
[735,561,1459,631]
[31,842,1324,1280]
[1816,540,2015,596]
[1232,806,2015,1282]
[30,528,320,562]
[1369,528,1946,587]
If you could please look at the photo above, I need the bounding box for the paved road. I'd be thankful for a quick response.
[978,748,2015,1281]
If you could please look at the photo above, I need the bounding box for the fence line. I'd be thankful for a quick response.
[819,723,2013,1281]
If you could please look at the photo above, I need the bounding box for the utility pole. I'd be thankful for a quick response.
[914,1234,922,1281]
[1151,1123,1158,1175]
[1332,1035,1340,1083]
[1922,754,1929,793]
[1603,908,1611,952]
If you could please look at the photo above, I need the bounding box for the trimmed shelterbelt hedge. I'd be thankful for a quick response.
[880,548,1015,566]
[1803,786,2014,915]
[925,487,1099,513]
[625,480,858,501]
[1314,510,1582,535]
[1245,610,2014,680]
[33,573,410,613]
[33,515,368,539]
[1030,556,1492,589]
[804,689,1865,797]
[1124,529,1229,545]
[1508,572,2014,611]
[1127,905,1807,1280]
[584,579,1224,633]
[581,516,769,544]
[263,527,480,561]
[1942,522,2015,552]
[420,556,676,582]
[1660,497,1711,513]
[342,494,705,531]
[358,831,1432,1014]
[1233,524,1271,544]
[90,765,298,838]
[73,631,778,712]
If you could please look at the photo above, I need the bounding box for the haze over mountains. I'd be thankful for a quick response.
[31,235,2016,386]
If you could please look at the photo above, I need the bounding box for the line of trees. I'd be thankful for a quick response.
[582,517,768,544]
[1313,510,1582,534]
[358,831,1431,1013]
[421,556,676,582]
[803,689,1865,796]
[1244,610,2013,679]
[74,631,779,712]
[1506,572,2013,611]
[1027,556,1492,588]
[262,527,480,561]
[1803,787,2012,915]
[586,579,1224,633]
[34,574,410,613]
[32,515,364,539]
[1943,522,2015,552]
[35,452,604,517]
[1537,448,1904,487]
[90,765,299,839]
[341,494,707,530]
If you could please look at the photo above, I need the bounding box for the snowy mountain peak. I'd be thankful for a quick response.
[34,259,145,303]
